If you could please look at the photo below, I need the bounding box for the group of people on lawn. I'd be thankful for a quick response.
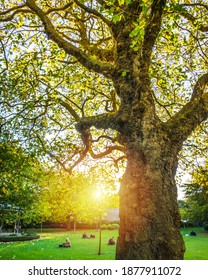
[82,232,95,239]
[60,229,197,248]
[59,233,115,248]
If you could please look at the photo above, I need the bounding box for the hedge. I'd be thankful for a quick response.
[101,223,119,230]
[0,233,40,242]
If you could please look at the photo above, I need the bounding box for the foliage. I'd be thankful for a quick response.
[178,199,190,223]
[38,168,119,225]
[0,232,40,242]
[0,138,45,225]
[203,222,208,231]
[180,162,208,225]
[101,223,119,230]
[0,134,119,227]
[0,0,206,176]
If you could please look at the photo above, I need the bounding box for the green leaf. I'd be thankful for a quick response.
[112,14,120,23]
[126,0,131,4]
[129,28,139,37]
[118,0,125,5]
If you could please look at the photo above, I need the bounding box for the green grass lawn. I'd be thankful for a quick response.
[0,227,208,260]
[0,229,118,260]
[181,227,208,260]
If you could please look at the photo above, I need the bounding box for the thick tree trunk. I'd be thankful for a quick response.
[116,136,186,259]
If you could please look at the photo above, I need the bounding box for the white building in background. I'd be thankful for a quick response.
[103,208,119,222]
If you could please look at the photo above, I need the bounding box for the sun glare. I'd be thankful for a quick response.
[95,191,101,198]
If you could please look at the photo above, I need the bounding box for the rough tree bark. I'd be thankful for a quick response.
[110,0,185,259]
[115,119,185,259]
[111,63,186,258]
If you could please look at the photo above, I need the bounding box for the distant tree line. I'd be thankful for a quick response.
[179,162,208,229]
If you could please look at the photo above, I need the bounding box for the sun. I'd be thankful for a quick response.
[95,191,101,198]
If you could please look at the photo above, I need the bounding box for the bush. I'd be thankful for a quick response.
[203,222,208,231]
[0,233,40,242]
[100,224,108,230]
[101,223,119,230]
[108,223,119,230]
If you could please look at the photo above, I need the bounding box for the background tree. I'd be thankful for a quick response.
[0,0,208,259]
[38,167,119,230]
[180,162,208,226]
[178,199,190,227]
[0,137,45,230]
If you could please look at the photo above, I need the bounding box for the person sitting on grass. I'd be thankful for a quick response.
[82,232,88,239]
[90,234,95,238]
[59,238,71,247]
[189,231,196,236]
[108,237,115,245]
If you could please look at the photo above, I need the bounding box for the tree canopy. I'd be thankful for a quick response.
[0,0,207,173]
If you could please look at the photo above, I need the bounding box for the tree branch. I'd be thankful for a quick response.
[45,2,73,14]
[180,9,208,32]
[91,135,115,143]
[25,0,114,77]
[75,113,118,132]
[34,129,89,174]
[74,0,112,27]
[90,145,124,159]
[165,72,208,143]
[142,0,167,67]
[0,8,33,21]
[59,99,81,122]
[0,3,26,15]
[96,0,110,8]
[181,3,208,11]
[0,39,9,73]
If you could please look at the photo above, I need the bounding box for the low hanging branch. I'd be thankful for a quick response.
[59,98,124,171]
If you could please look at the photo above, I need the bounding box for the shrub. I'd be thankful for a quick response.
[101,224,108,230]
[0,233,40,242]
[108,223,119,230]
[203,222,208,231]
[101,223,119,230]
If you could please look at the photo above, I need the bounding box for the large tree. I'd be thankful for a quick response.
[0,0,208,259]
